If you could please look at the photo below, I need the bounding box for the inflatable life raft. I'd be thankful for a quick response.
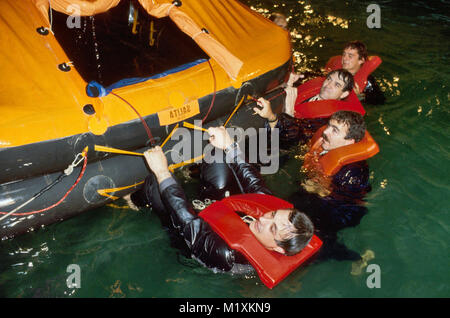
[294,77,365,119]
[0,0,292,239]
[199,193,322,289]
[324,55,382,93]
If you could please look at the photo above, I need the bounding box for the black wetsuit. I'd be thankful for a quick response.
[131,147,271,273]
[363,75,385,105]
[288,162,370,261]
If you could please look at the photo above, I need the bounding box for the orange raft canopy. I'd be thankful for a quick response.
[1,0,291,147]
[0,0,292,239]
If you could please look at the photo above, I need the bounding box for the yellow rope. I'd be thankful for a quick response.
[131,8,139,34]
[182,121,208,132]
[97,181,144,200]
[94,145,144,157]
[224,95,245,127]
[168,154,205,172]
[149,21,155,46]
[161,123,179,148]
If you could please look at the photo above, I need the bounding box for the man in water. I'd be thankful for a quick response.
[331,41,385,104]
[269,12,288,30]
[127,127,314,273]
[255,104,374,261]
[262,69,356,147]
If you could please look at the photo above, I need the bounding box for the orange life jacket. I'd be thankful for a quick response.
[294,77,365,119]
[199,193,322,289]
[324,55,382,93]
[303,125,380,177]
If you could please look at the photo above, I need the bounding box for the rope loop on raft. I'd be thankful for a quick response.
[167,1,182,16]
[0,147,89,220]
[64,150,87,175]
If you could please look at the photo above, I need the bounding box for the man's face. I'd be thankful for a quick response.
[322,119,355,151]
[319,72,350,101]
[274,16,288,29]
[249,209,294,254]
[342,47,364,74]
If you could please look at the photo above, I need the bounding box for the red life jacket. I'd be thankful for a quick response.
[294,77,365,119]
[199,193,322,289]
[324,55,382,92]
[303,125,380,176]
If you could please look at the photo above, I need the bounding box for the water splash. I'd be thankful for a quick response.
[90,15,102,82]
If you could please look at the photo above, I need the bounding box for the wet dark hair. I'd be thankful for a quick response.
[343,40,368,62]
[330,111,366,142]
[275,209,314,256]
[269,12,287,22]
[327,69,354,93]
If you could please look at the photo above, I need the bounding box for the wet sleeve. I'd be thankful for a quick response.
[160,182,236,271]
[226,145,272,195]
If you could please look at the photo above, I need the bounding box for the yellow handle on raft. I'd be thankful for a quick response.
[97,181,145,200]
[182,122,208,132]
[160,123,179,148]
[94,145,144,157]
[149,21,155,46]
[224,95,245,127]
[94,144,204,173]
[168,154,205,173]
[131,8,139,35]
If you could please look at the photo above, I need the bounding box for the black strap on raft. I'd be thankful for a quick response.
[28,173,67,204]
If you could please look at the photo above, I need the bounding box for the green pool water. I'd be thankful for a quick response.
[1,0,449,298]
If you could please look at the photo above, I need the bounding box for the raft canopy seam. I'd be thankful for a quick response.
[47,0,54,34]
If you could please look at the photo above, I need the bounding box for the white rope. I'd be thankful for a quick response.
[192,30,204,40]
[166,3,176,16]
[0,197,37,222]
[0,152,85,222]
[47,0,54,34]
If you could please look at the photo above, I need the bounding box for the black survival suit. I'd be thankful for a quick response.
[131,146,271,272]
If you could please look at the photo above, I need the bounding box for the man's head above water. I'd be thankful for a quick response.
[318,69,354,101]
[248,208,314,256]
[269,12,288,30]
[342,41,368,75]
[321,110,366,151]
